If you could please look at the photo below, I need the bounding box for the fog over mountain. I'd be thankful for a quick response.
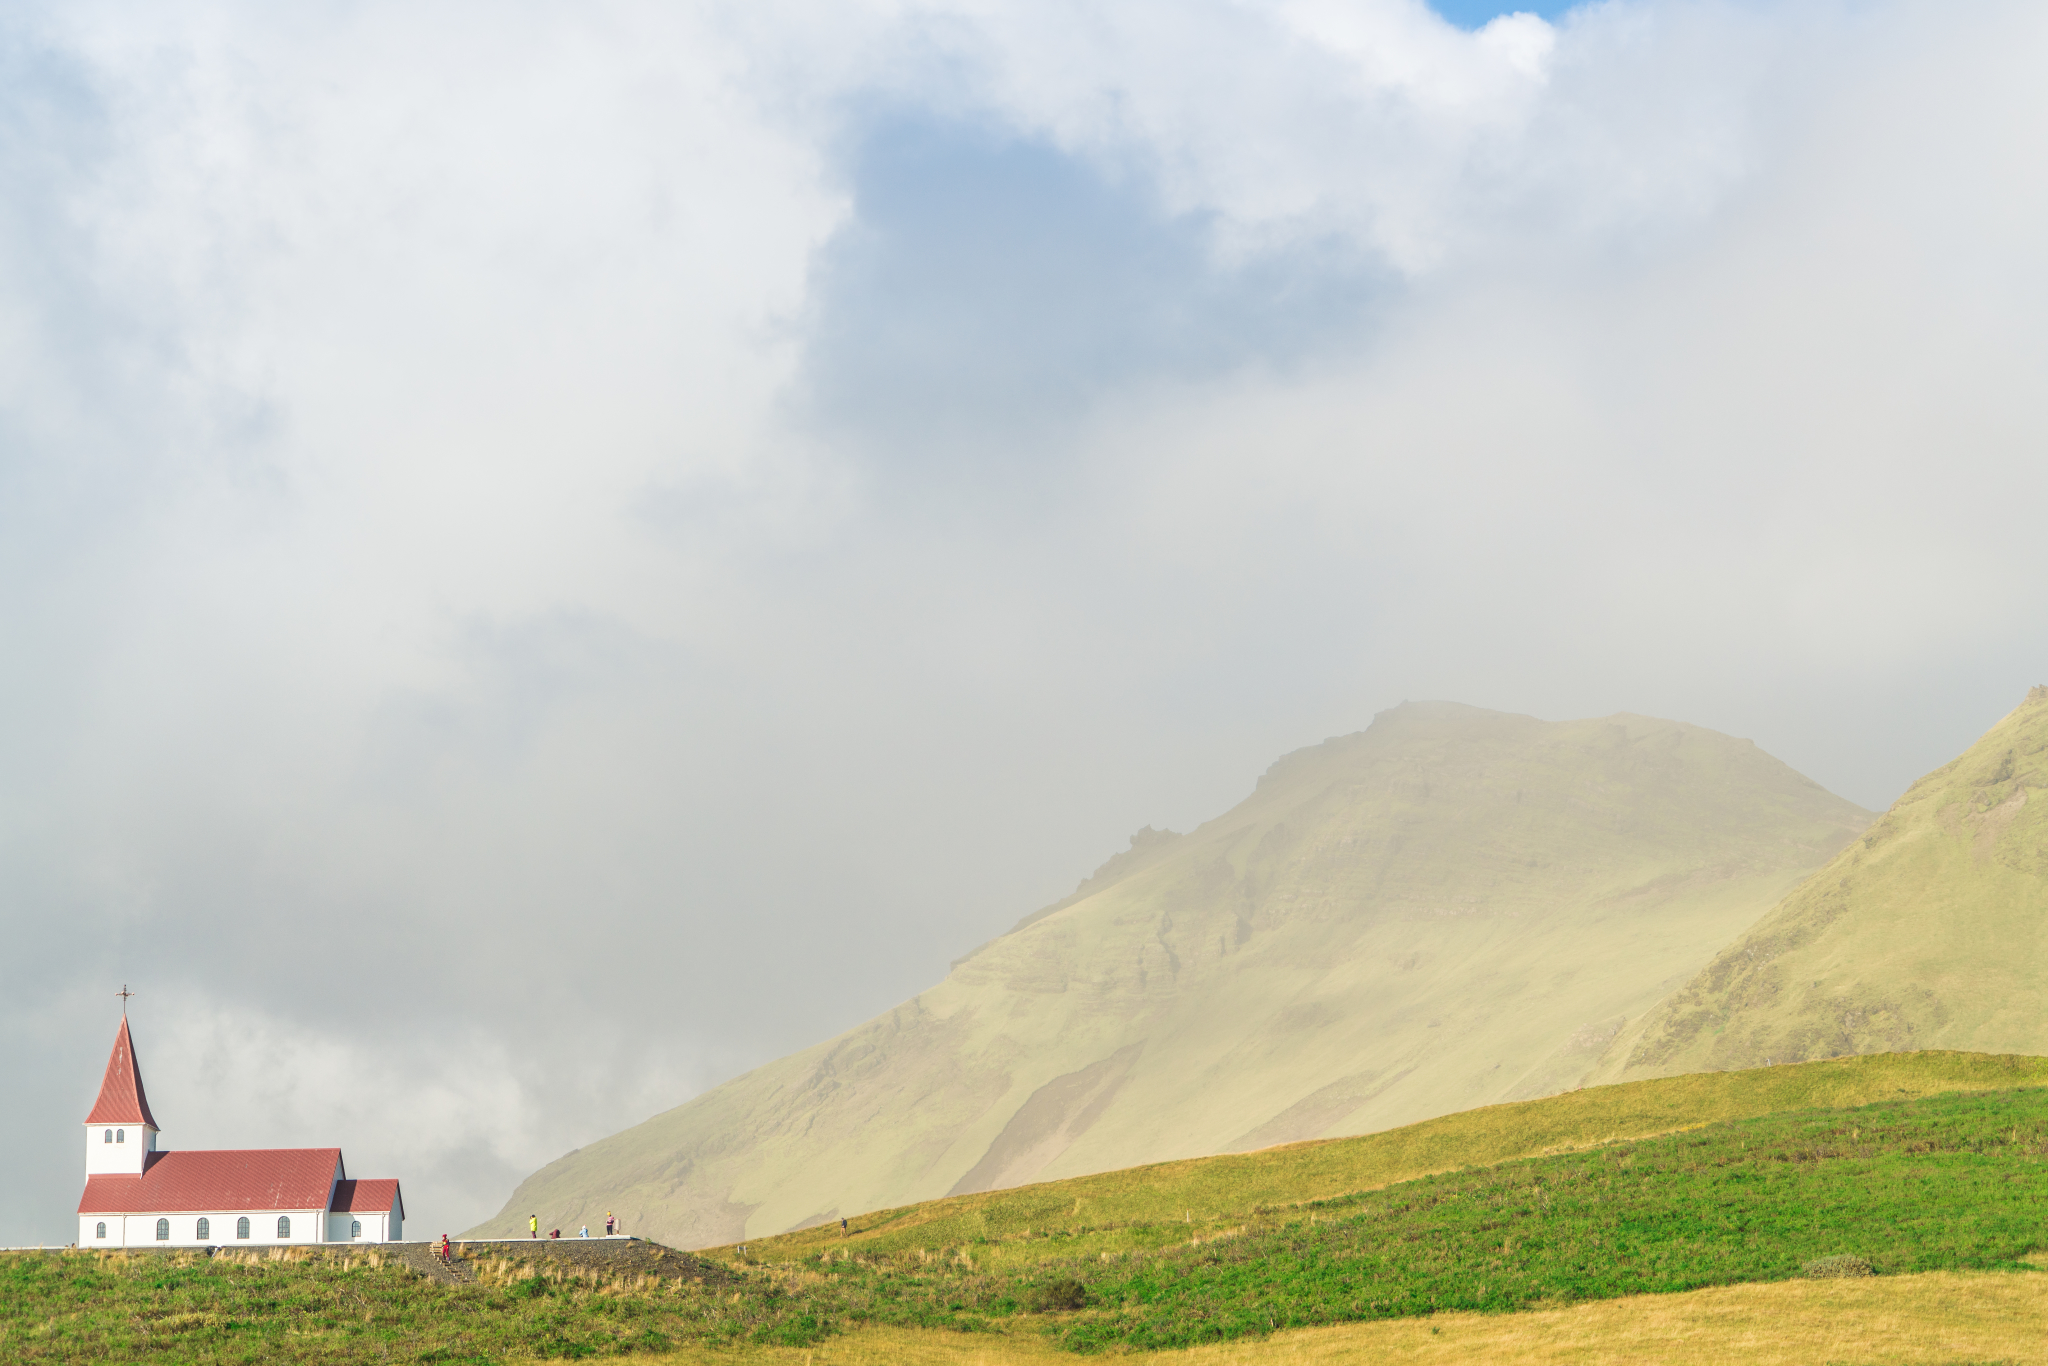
[478,704,1870,1248]
[4,0,2048,1244]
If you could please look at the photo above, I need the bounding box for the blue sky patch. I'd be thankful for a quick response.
[797,113,1385,488]
[1431,1,1576,28]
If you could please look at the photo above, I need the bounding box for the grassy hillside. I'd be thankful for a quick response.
[477,703,1869,1247]
[0,1244,767,1363]
[11,1257,2048,1365]
[725,1050,2048,1268]
[12,1057,2048,1363]
[923,1085,2048,1353]
[1601,686,2048,1079]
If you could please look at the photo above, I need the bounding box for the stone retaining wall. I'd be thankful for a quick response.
[432,1236,736,1286]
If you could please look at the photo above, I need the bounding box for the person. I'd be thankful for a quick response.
[440,1235,451,1263]
[530,1214,538,1240]
[605,1212,614,1236]
[580,1226,589,1238]
[551,1228,560,1239]
[840,1217,848,1234]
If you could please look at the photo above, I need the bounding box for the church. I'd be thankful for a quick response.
[77,1012,405,1248]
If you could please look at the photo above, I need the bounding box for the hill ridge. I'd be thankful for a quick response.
[1597,687,2048,1080]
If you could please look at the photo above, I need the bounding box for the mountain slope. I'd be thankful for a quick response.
[1596,686,2048,1080]
[474,702,1870,1248]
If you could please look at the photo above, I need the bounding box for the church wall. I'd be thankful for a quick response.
[325,1209,395,1243]
[79,1208,331,1248]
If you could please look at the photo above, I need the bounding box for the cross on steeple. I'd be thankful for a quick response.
[117,985,134,1016]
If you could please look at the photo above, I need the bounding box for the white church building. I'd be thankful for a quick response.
[77,1014,404,1248]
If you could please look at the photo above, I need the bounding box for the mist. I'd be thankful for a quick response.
[4,0,2047,1243]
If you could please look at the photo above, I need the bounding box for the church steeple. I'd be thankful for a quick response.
[85,1013,160,1177]
[86,1015,160,1130]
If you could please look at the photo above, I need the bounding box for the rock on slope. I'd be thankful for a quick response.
[1592,687,2048,1081]
[472,702,1869,1248]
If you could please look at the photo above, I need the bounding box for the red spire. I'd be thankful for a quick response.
[85,1016,160,1129]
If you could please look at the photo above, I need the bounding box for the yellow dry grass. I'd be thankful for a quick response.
[648,1271,2048,1364]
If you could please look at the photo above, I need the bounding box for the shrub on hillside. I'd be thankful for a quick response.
[1025,1277,1089,1312]
[1801,1255,1874,1278]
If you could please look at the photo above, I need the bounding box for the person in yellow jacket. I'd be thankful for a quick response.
[529,1214,538,1240]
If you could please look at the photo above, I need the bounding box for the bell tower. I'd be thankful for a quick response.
[84,994,159,1177]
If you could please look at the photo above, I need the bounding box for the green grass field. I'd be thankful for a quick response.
[729,1049,2048,1269]
[750,1082,2048,1352]
[7,1053,2048,1363]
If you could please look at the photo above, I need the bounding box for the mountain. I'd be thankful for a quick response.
[472,702,1870,1248]
[1594,687,2048,1080]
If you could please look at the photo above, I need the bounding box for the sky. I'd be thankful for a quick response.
[3,0,2047,1245]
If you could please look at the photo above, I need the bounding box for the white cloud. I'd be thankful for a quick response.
[787,0,1773,269]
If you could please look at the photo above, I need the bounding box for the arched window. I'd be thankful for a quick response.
[155,1218,169,1240]
[116,1130,126,1144]
[350,1219,362,1238]
[95,1222,107,1239]
[276,1215,291,1239]
[236,1217,250,1239]
[103,1129,112,1144]
[196,1218,210,1240]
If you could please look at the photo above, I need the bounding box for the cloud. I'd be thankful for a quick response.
[4,0,2048,1243]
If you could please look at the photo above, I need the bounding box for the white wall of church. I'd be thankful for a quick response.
[79,1208,328,1248]
[83,1124,156,1175]
[325,1208,397,1243]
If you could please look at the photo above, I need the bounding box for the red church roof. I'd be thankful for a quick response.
[329,1178,404,1218]
[78,1148,342,1214]
[85,1017,159,1129]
